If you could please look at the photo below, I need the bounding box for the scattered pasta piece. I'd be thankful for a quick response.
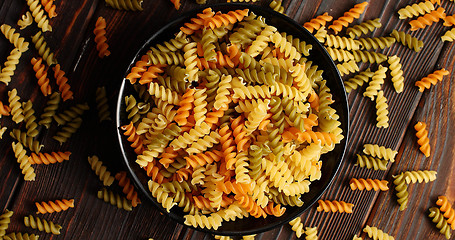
[24,214,62,235]
[41,0,57,18]
[349,178,388,191]
[305,226,318,239]
[346,18,381,38]
[403,170,437,184]
[392,173,409,211]
[0,24,29,52]
[355,154,388,170]
[32,31,57,65]
[289,216,304,238]
[31,57,52,96]
[390,30,423,52]
[26,0,52,31]
[429,207,452,239]
[436,196,455,230]
[0,127,6,139]
[387,55,404,93]
[170,0,180,10]
[88,155,115,186]
[375,91,389,128]
[414,121,431,157]
[28,152,71,165]
[53,117,83,144]
[10,129,43,153]
[94,17,111,58]
[53,64,74,101]
[316,200,353,213]
[8,89,25,124]
[35,199,74,214]
[115,171,141,207]
[409,7,446,31]
[96,87,112,122]
[441,28,455,42]
[97,188,133,211]
[304,12,332,33]
[0,209,13,237]
[3,232,39,240]
[362,144,397,162]
[363,225,395,240]
[0,48,22,86]
[105,0,143,11]
[398,1,435,19]
[344,68,373,93]
[415,68,449,92]
[328,2,369,34]
[17,11,33,29]
[22,100,39,137]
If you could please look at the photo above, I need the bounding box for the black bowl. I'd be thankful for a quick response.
[116,3,349,236]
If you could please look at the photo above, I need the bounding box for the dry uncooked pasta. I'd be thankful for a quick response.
[121,7,344,230]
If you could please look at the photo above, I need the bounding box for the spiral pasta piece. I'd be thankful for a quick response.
[184,213,223,230]
[352,50,387,64]
[3,232,39,240]
[8,89,24,124]
[403,170,437,184]
[148,180,177,212]
[409,7,445,31]
[21,101,38,138]
[179,8,214,35]
[363,225,395,240]
[398,1,435,19]
[305,227,318,240]
[428,207,452,239]
[18,12,33,30]
[10,129,43,153]
[363,144,397,162]
[289,216,304,238]
[344,68,374,93]
[269,0,284,14]
[115,171,141,207]
[41,0,57,18]
[193,88,207,126]
[29,152,71,165]
[0,24,29,52]
[97,188,132,211]
[95,87,111,122]
[35,199,74,214]
[328,2,369,34]
[24,215,61,235]
[53,64,74,101]
[94,17,111,58]
[26,0,52,32]
[349,178,389,191]
[0,209,13,237]
[390,30,423,52]
[31,31,57,65]
[436,196,455,229]
[303,12,332,33]
[88,155,114,186]
[53,103,89,126]
[336,60,359,77]
[441,28,455,42]
[38,92,60,128]
[375,91,389,128]
[0,100,11,118]
[326,47,354,62]
[30,57,52,96]
[174,88,194,126]
[364,65,387,101]
[392,173,409,211]
[325,35,360,50]
[358,37,395,50]
[316,200,353,213]
[0,48,21,86]
[53,117,83,144]
[105,0,143,11]
[414,121,431,157]
[346,18,381,38]
[387,55,404,93]
[415,68,449,92]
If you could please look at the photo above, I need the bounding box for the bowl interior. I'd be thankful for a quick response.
[116,3,349,236]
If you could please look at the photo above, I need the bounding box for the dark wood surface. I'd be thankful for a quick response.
[0,0,454,239]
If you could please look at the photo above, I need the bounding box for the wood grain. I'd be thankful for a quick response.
[0,0,454,239]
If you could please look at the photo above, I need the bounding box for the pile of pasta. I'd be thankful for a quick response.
[121,7,344,230]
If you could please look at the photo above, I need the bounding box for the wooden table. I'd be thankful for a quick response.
[0,0,454,239]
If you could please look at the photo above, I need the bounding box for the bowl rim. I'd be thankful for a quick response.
[115,2,350,236]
